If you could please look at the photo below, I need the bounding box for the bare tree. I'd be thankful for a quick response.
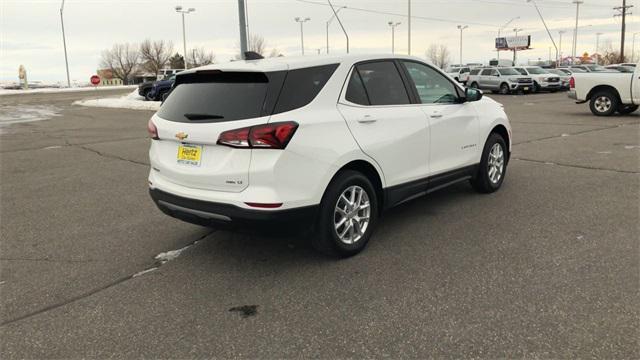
[599,40,628,65]
[268,48,283,58]
[248,34,266,55]
[426,44,451,69]
[100,43,140,84]
[186,47,216,68]
[140,39,174,74]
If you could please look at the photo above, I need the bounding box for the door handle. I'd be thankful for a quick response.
[430,114,443,119]
[357,115,377,124]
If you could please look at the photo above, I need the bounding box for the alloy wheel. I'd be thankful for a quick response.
[487,143,505,184]
[594,96,612,113]
[334,185,371,245]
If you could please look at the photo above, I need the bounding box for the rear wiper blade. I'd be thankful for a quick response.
[183,113,224,120]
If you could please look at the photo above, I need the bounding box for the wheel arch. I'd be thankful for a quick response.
[489,124,511,161]
[586,85,621,103]
[331,159,386,214]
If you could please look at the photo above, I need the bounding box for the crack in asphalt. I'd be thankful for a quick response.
[513,158,640,174]
[0,231,215,327]
[513,124,627,146]
[0,258,103,263]
[76,145,149,166]
[0,136,147,154]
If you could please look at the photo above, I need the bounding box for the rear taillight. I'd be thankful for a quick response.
[148,119,159,140]
[217,121,298,149]
[569,77,575,89]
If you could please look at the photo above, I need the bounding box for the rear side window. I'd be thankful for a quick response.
[356,61,410,106]
[469,69,481,75]
[481,69,493,76]
[345,69,370,105]
[273,64,338,114]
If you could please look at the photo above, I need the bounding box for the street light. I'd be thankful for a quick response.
[457,25,468,66]
[326,6,346,54]
[497,16,520,62]
[595,32,603,65]
[513,28,523,64]
[388,21,401,54]
[632,32,640,62]
[295,17,311,55]
[559,30,566,65]
[60,0,70,87]
[527,0,558,65]
[175,5,196,69]
[572,0,584,65]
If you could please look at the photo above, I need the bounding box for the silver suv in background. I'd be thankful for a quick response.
[514,66,561,93]
[467,67,533,95]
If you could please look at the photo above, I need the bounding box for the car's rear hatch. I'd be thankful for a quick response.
[151,70,287,193]
[150,63,339,193]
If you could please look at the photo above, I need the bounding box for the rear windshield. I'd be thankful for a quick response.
[158,64,338,123]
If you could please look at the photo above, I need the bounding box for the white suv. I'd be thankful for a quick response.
[148,55,512,257]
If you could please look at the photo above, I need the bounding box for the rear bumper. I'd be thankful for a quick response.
[149,188,318,232]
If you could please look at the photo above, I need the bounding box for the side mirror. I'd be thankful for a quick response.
[465,87,483,102]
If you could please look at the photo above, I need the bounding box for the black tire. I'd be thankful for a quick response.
[618,104,638,115]
[499,83,510,95]
[470,82,479,89]
[532,82,540,93]
[145,91,156,101]
[140,88,151,100]
[312,170,379,258]
[589,91,619,116]
[470,133,508,194]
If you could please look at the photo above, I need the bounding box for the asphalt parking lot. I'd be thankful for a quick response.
[1,89,638,358]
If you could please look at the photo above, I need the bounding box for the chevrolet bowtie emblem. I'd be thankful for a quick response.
[175,132,188,141]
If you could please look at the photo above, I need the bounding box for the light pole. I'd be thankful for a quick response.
[60,0,70,87]
[388,22,401,54]
[595,32,603,65]
[513,28,523,64]
[457,25,468,66]
[559,30,566,65]
[295,17,311,55]
[632,32,640,62]
[497,16,520,61]
[572,0,584,65]
[175,5,195,69]
[407,0,411,55]
[326,6,346,54]
[527,0,558,65]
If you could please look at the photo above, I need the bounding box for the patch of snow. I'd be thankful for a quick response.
[154,243,193,264]
[73,89,160,111]
[44,145,63,150]
[597,151,612,154]
[0,105,62,126]
[0,85,136,96]
[624,145,639,150]
[561,133,570,137]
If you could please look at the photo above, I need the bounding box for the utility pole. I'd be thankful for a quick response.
[595,32,603,65]
[295,17,311,55]
[238,0,248,58]
[407,0,411,55]
[457,25,468,65]
[614,0,634,63]
[572,0,583,65]
[388,22,401,54]
[60,0,70,87]
[559,30,566,65]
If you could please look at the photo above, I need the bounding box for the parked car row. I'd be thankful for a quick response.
[465,66,564,94]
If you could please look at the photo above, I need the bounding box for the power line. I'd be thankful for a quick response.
[294,0,497,28]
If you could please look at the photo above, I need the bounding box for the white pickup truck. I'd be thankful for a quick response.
[568,64,640,116]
